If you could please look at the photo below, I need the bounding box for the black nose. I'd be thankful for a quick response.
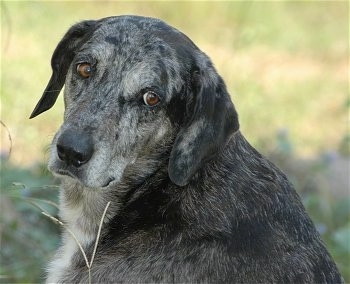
[56,129,94,167]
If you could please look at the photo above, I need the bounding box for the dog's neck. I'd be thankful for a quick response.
[58,152,170,243]
[58,180,113,244]
[56,134,248,246]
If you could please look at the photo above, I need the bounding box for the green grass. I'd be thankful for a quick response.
[0,161,60,283]
[1,1,349,282]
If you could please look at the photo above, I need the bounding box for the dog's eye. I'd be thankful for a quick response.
[76,63,92,78]
[143,91,160,106]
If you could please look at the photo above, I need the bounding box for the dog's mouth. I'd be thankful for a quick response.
[54,168,78,181]
[102,177,116,188]
[54,168,116,189]
[55,168,74,177]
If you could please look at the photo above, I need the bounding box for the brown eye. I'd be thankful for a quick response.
[143,91,160,106]
[76,63,92,78]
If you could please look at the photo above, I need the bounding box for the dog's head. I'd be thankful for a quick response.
[31,16,239,188]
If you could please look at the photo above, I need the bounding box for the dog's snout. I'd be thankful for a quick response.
[56,129,94,167]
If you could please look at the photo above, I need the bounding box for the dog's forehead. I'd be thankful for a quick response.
[96,16,187,39]
[89,16,198,57]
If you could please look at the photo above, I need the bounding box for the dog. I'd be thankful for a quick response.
[30,15,343,283]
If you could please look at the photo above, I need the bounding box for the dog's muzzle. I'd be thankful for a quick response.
[56,129,94,167]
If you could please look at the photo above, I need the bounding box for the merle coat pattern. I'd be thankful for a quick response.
[30,16,343,283]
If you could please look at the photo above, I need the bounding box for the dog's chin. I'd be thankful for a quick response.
[80,176,117,189]
[60,172,116,189]
[49,166,117,190]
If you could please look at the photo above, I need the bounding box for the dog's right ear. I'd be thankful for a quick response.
[30,20,97,119]
[168,69,239,187]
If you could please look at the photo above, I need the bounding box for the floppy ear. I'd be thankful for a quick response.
[168,70,239,186]
[29,20,97,118]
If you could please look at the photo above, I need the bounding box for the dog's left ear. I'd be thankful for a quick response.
[168,69,239,186]
[30,20,97,118]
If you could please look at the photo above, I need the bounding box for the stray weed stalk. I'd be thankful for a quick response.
[41,201,111,284]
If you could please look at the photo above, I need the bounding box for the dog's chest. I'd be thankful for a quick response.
[46,203,96,283]
[47,226,96,283]
[46,236,78,283]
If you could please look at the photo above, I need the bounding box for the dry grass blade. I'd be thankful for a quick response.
[19,196,60,209]
[89,201,111,268]
[41,201,111,284]
[41,212,90,270]
[0,120,12,158]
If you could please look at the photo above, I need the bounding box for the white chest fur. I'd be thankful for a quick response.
[46,196,97,283]
[46,221,95,283]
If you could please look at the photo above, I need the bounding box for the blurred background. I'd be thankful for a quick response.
[1,1,349,282]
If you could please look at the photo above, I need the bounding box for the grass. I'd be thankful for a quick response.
[1,1,349,283]
[0,162,60,282]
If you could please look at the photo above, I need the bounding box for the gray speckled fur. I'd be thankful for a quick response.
[31,16,343,283]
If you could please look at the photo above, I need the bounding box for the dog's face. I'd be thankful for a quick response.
[31,16,239,188]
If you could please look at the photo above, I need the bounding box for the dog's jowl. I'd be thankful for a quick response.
[31,16,343,283]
